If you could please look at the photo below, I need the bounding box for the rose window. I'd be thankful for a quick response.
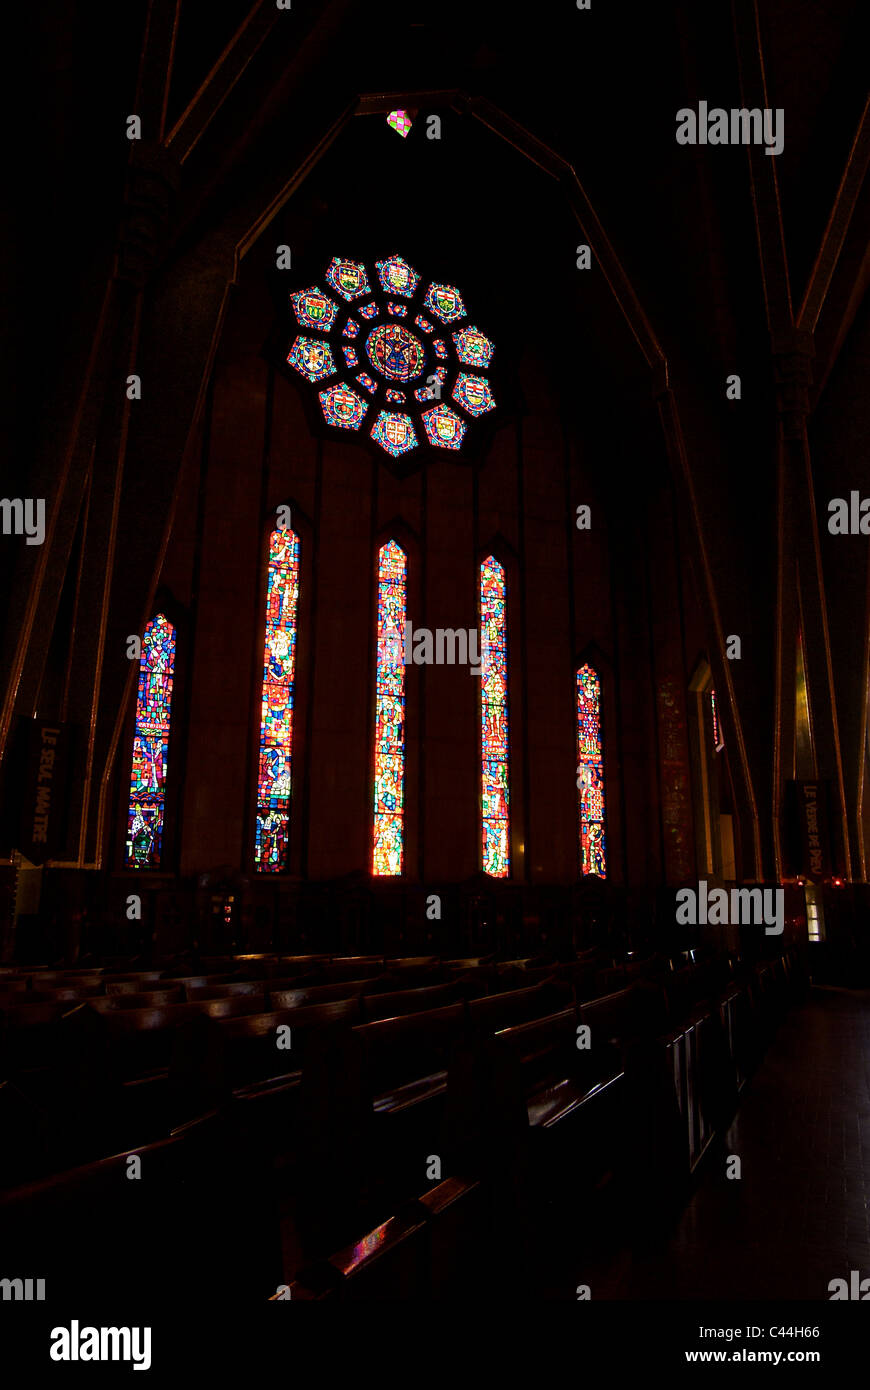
[285,254,496,459]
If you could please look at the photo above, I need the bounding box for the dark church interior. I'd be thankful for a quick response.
[3,0,870,1356]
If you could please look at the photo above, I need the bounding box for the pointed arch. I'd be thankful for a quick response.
[373,539,407,875]
[254,523,301,872]
[480,554,510,877]
[575,663,607,877]
[125,613,176,868]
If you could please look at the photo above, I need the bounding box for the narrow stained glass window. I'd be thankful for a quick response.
[373,541,407,875]
[711,687,723,751]
[576,665,606,877]
[126,613,176,867]
[480,556,510,877]
[255,526,300,872]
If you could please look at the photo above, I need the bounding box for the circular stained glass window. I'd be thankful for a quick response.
[366,323,425,382]
[285,254,497,460]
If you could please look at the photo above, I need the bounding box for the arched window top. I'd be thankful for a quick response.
[144,613,173,662]
[126,613,177,868]
[379,537,406,572]
[373,539,407,875]
[286,254,496,464]
[576,663,606,878]
[480,556,510,877]
[255,525,301,872]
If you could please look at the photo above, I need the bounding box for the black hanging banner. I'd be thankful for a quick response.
[792,779,832,880]
[17,719,71,865]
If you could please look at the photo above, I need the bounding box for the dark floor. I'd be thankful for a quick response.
[567,986,870,1300]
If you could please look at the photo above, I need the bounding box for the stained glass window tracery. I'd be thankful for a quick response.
[374,541,407,875]
[576,664,606,877]
[126,613,176,868]
[480,557,510,876]
[255,526,300,872]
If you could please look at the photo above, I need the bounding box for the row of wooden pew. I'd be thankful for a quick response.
[0,948,729,1187]
[283,948,808,1299]
[0,945,802,1300]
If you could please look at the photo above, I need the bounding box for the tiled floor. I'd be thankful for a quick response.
[568,986,870,1300]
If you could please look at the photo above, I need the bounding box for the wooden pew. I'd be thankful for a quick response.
[219,998,361,1092]
[0,1001,69,1074]
[360,982,463,1023]
[103,973,166,993]
[383,957,444,988]
[87,987,187,1010]
[185,981,268,1001]
[8,992,366,1182]
[0,1076,54,1189]
[276,955,332,973]
[466,982,565,1037]
[287,1207,429,1301]
[577,982,669,1082]
[445,1006,626,1255]
[284,1174,487,1302]
[100,998,272,1078]
[28,970,104,985]
[294,1003,467,1259]
[316,959,388,984]
[0,1112,282,1303]
[4,984,105,1003]
[267,977,395,1009]
[159,971,241,987]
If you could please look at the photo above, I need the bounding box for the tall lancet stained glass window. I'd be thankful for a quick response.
[373,541,407,875]
[255,526,300,872]
[480,556,510,876]
[710,688,723,751]
[126,613,176,868]
[576,665,606,877]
